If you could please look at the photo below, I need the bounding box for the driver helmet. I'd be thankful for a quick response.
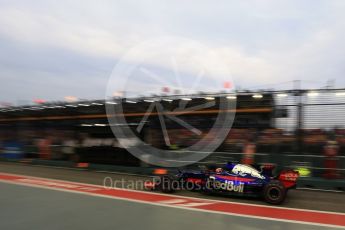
[215,168,223,174]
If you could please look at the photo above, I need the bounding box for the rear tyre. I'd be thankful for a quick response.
[263,181,286,205]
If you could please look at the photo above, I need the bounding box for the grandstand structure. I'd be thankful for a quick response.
[0,89,344,168]
[0,92,274,165]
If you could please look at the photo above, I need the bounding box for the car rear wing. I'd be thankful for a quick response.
[278,170,299,189]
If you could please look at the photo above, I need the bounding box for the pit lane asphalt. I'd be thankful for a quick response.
[0,182,338,230]
[0,162,344,213]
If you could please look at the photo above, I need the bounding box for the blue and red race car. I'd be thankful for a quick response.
[146,163,299,205]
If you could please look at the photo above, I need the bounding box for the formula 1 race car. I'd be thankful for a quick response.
[146,163,299,205]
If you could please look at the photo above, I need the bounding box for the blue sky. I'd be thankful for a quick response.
[1,0,345,104]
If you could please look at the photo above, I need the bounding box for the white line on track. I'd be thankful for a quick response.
[0,179,344,229]
[0,172,344,217]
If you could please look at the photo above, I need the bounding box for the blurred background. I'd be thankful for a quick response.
[1,87,345,191]
[1,0,345,191]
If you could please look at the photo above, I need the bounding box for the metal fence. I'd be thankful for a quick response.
[1,88,345,185]
[273,88,345,154]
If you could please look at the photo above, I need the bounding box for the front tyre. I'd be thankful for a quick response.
[263,181,286,205]
[201,177,215,195]
[159,176,176,193]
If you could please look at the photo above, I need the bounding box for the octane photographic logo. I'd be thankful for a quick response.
[103,176,203,191]
[105,36,236,167]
